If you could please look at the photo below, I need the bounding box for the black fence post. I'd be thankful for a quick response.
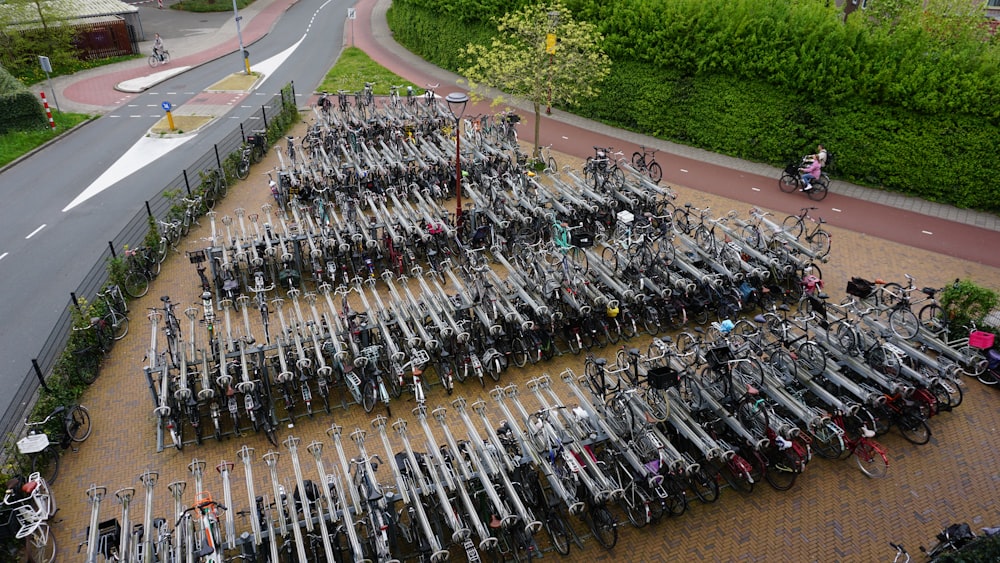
[32,359,51,393]
[290,81,296,105]
[183,169,192,195]
[240,123,246,143]
[214,144,223,172]
[108,241,117,259]
[261,105,268,129]
[145,200,153,218]
[71,292,81,312]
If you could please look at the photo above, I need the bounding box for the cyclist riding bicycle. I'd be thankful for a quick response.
[153,33,167,63]
[798,158,822,192]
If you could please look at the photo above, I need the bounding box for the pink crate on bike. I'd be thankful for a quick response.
[969,330,995,350]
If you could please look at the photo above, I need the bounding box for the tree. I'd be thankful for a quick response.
[0,0,79,82]
[460,0,611,156]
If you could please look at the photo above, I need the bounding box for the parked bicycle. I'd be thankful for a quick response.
[15,404,92,484]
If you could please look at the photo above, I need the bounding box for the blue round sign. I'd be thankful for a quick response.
[161,101,172,112]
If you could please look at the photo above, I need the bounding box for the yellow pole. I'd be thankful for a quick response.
[166,110,175,131]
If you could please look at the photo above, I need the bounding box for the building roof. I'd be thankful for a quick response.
[0,0,137,26]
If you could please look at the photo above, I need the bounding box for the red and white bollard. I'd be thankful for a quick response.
[158,0,163,8]
[40,91,55,130]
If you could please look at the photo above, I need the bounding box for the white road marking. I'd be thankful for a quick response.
[562,136,568,140]
[130,115,142,117]
[832,208,842,212]
[109,115,121,118]
[679,168,688,173]
[25,224,46,239]
[922,230,933,235]
[127,104,138,107]
[0,252,8,261]
[64,135,196,211]
[255,35,307,88]
[147,104,158,107]
[751,187,760,192]
[166,92,176,95]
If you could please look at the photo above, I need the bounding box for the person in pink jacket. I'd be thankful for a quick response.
[799,158,822,191]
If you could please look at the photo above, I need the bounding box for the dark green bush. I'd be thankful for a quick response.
[0,66,46,133]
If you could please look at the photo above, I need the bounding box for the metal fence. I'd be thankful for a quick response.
[0,85,296,449]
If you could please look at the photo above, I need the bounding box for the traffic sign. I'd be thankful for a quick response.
[161,101,172,112]
[348,8,356,19]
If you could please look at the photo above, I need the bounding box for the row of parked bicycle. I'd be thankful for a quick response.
[81,283,991,563]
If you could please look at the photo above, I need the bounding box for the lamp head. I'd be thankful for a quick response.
[445,92,469,119]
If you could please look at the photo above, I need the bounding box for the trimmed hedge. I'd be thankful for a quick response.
[388,0,1000,212]
[0,65,46,134]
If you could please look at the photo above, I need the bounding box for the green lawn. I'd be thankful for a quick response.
[172,0,254,13]
[0,112,94,168]
[316,47,424,96]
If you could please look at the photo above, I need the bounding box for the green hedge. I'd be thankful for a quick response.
[388,0,1000,212]
[0,66,46,134]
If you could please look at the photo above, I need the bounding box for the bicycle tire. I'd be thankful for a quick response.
[32,450,60,485]
[236,157,250,180]
[898,414,931,445]
[688,465,720,504]
[631,152,644,169]
[806,182,828,201]
[123,271,150,299]
[589,506,618,549]
[957,346,988,377]
[889,308,919,340]
[567,246,588,274]
[826,321,859,355]
[778,172,798,193]
[795,341,827,377]
[810,422,845,460]
[265,424,279,447]
[545,512,572,555]
[565,331,582,355]
[547,156,558,174]
[768,349,797,383]
[619,480,649,529]
[611,167,625,189]
[720,456,755,494]
[917,303,945,332]
[362,380,377,413]
[808,230,832,256]
[672,207,691,234]
[931,379,963,409]
[678,374,703,410]
[648,161,663,184]
[854,441,889,478]
[66,405,93,442]
[879,282,905,309]
[604,397,633,439]
[781,215,804,239]
[763,452,798,491]
[736,396,770,438]
[148,54,159,68]
[740,225,762,250]
[27,527,56,563]
[107,313,129,341]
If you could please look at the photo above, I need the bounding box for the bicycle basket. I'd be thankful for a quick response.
[706,345,732,369]
[784,161,799,175]
[647,366,680,390]
[846,277,876,298]
[969,330,995,349]
[572,231,595,248]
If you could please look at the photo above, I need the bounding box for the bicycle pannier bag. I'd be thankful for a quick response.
[846,277,876,298]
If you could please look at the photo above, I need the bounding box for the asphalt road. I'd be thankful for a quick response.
[0,0,352,421]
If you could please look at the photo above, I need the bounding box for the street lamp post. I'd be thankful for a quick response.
[232,0,250,74]
[446,92,469,225]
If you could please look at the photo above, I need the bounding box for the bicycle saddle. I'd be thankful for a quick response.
[628,348,641,356]
[746,384,759,396]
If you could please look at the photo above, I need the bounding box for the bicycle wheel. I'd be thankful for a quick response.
[66,405,93,442]
[780,215,804,239]
[810,422,845,460]
[107,313,129,341]
[931,379,962,409]
[362,380,376,413]
[236,157,250,180]
[604,397,633,439]
[148,55,159,68]
[600,245,619,271]
[123,270,150,299]
[889,308,919,340]
[898,414,931,445]
[740,225,762,250]
[589,506,618,549]
[768,349,797,383]
[611,168,625,189]
[763,451,798,491]
[778,172,798,193]
[547,156,558,174]
[672,208,690,235]
[806,181,828,201]
[795,342,827,377]
[879,282,905,309]
[567,247,588,274]
[631,152,644,169]
[32,450,60,485]
[27,527,56,563]
[677,374,703,410]
[687,465,720,504]
[917,303,945,332]
[545,512,572,555]
[808,230,831,256]
[647,162,663,184]
[826,321,859,355]
[674,332,697,367]
[617,479,649,529]
[736,396,770,438]
[718,456,755,494]
[854,441,889,479]
[958,346,988,378]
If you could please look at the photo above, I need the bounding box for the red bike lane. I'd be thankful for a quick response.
[353,0,999,268]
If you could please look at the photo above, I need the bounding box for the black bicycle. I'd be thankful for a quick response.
[15,404,92,484]
[779,159,829,201]
[631,145,663,183]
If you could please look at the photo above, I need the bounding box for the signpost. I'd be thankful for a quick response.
[162,101,175,131]
[348,8,356,46]
[38,56,60,112]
